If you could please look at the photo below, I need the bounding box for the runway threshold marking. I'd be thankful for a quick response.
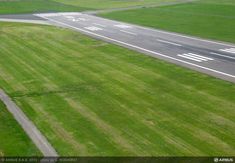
[120,30,137,36]
[38,15,235,79]
[220,48,235,54]
[157,39,182,46]
[178,53,214,62]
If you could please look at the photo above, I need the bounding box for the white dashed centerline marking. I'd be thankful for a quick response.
[220,48,235,54]
[178,53,214,62]
[72,19,80,22]
[157,39,182,46]
[92,23,106,27]
[210,52,235,60]
[36,15,235,79]
[120,30,137,36]
[114,24,132,29]
[65,16,74,19]
[77,18,87,21]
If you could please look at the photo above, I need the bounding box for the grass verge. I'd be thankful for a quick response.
[54,0,180,10]
[0,22,235,156]
[0,0,89,15]
[100,0,235,44]
[0,100,41,156]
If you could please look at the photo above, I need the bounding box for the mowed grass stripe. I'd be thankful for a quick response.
[24,34,178,155]
[2,27,191,155]
[69,59,234,155]
[31,36,221,154]
[0,33,139,155]
[0,23,234,155]
[24,35,235,153]
[2,29,158,155]
[3,25,235,154]
[1,26,235,153]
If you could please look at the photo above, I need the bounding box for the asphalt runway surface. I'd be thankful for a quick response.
[1,12,235,82]
[34,12,235,83]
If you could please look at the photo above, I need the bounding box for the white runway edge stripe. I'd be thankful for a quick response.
[36,15,235,79]
[220,48,235,54]
[178,53,214,62]
[36,12,82,17]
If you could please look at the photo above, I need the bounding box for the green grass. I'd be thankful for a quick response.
[0,22,235,156]
[0,0,89,15]
[0,0,186,14]
[54,0,180,10]
[100,0,235,44]
[0,101,41,156]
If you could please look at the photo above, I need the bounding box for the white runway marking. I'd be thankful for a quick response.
[69,18,87,22]
[93,23,106,27]
[65,16,75,19]
[35,13,235,47]
[178,53,214,62]
[38,16,235,79]
[120,30,137,36]
[220,48,235,54]
[210,52,235,60]
[157,39,182,46]
[85,26,103,31]
[35,12,82,17]
[78,18,87,21]
[72,19,80,22]
[114,24,132,29]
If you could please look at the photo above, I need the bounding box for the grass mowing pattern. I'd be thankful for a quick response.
[0,22,235,156]
[0,0,89,15]
[100,0,235,44]
[0,101,41,156]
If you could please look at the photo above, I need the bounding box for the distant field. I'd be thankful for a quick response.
[0,101,40,156]
[0,22,235,156]
[54,0,180,10]
[0,0,181,14]
[0,0,88,15]
[100,0,235,44]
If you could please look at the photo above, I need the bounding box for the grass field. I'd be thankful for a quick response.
[0,101,41,156]
[54,0,179,10]
[0,22,235,156]
[0,0,89,15]
[0,0,180,15]
[100,0,235,44]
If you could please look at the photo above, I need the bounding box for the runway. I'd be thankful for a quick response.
[33,12,235,83]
